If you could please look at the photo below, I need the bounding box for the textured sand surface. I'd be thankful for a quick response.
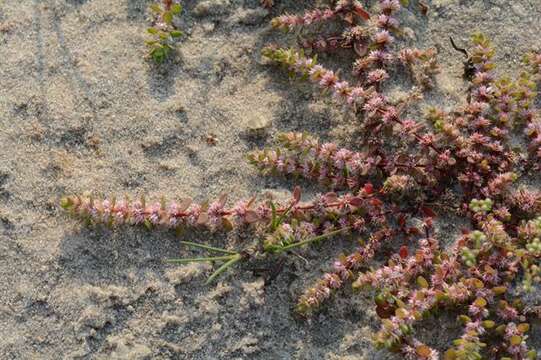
[1,0,541,359]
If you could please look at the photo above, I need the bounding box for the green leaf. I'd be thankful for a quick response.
[400,0,409,6]
[147,27,159,35]
[170,30,183,38]
[163,11,173,24]
[60,197,73,209]
[179,240,237,255]
[151,48,165,63]
[144,219,152,230]
[274,202,294,230]
[205,254,243,285]
[166,255,235,264]
[272,227,349,253]
[149,3,162,13]
[171,4,182,14]
[416,276,429,289]
[270,202,278,231]
[510,335,522,346]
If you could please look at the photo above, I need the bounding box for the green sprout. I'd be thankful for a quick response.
[146,1,183,63]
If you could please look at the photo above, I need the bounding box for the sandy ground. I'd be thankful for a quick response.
[1,0,541,359]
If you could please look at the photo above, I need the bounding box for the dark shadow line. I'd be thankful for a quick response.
[50,6,98,128]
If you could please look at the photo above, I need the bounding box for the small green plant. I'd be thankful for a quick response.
[146,0,183,63]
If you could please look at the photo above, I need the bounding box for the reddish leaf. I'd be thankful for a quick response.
[363,183,374,194]
[343,12,354,24]
[197,212,209,225]
[353,42,368,58]
[398,215,406,227]
[293,186,302,203]
[421,206,436,218]
[370,198,383,207]
[376,303,394,319]
[178,197,192,212]
[399,245,409,259]
[353,5,370,20]
[218,193,228,207]
[349,197,364,207]
[325,192,338,202]
[244,210,259,223]
[407,227,422,235]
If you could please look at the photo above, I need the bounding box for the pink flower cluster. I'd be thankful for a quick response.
[297,229,389,314]
[354,237,438,296]
[374,288,440,359]
[264,47,445,160]
[271,9,336,32]
[61,195,241,230]
[62,186,385,243]
[502,323,530,358]
[525,117,541,162]
[249,132,382,190]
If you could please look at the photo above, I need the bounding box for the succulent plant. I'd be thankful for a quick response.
[63,1,541,358]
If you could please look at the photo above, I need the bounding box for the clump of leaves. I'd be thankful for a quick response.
[146,0,183,63]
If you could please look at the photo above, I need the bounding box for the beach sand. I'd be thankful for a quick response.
[1,0,540,358]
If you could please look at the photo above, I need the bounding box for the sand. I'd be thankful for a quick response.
[1,0,540,359]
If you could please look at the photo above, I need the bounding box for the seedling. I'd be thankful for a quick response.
[146,0,183,63]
